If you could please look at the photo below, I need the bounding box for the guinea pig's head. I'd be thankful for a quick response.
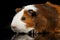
[11,5,38,33]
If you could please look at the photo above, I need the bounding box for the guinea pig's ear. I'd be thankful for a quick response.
[28,9,37,17]
[15,8,21,13]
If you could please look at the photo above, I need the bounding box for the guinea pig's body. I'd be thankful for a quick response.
[11,2,60,33]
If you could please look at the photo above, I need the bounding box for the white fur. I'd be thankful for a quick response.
[24,5,38,11]
[11,5,37,33]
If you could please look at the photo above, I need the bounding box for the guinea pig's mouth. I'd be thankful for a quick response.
[12,28,34,34]
[18,30,34,34]
[11,27,18,32]
[11,27,19,33]
[11,27,34,33]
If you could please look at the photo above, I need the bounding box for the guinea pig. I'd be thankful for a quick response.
[11,2,60,33]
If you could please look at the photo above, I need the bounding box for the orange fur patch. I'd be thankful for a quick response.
[22,10,35,28]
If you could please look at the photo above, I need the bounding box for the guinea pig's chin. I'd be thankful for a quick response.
[11,26,34,33]
[19,28,34,33]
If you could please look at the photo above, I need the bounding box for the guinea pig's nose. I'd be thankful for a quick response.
[11,26,16,29]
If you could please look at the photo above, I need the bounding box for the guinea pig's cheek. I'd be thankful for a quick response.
[26,22,35,28]
[24,19,35,29]
[25,22,35,32]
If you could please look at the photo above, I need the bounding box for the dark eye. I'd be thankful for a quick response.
[28,9,37,16]
[28,9,33,13]
[21,17,26,20]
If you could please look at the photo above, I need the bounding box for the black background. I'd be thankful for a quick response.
[0,0,60,40]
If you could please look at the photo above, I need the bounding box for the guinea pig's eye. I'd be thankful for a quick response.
[28,9,33,13]
[21,16,26,20]
[28,9,37,16]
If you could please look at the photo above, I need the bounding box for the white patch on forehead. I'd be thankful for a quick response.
[24,5,38,11]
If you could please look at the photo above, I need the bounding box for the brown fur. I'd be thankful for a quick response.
[33,2,60,33]
[46,2,60,13]
[46,2,60,32]
[23,10,35,28]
